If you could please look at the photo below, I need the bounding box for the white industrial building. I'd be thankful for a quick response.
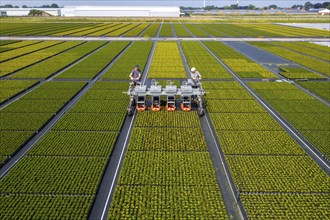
[0,6,180,17]
[61,6,180,17]
[318,9,330,15]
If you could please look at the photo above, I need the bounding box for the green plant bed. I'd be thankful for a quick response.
[83,90,127,100]
[129,127,207,151]
[0,156,108,194]
[91,82,128,90]
[235,71,263,78]
[207,100,265,113]
[205,89,253,100]
[278,67,324,79]
[1,99,67,113]
[0,194,93,220]
[209,113,283,131]
[22,89,82,100]
[217,130,304,155]
[302,130,330,158]
[109,185,227,219]
[250,42,330,76]
[0,80,38,102]
[0,113,53,131]
[135,111,199,128]
[70,100,128,113]
[29,131,118,157]
[57,41,129,79]
[102,42,153,80]
[52,113,126,131]
[0,41,84,77]
[10,41,106,79]
[241,194,330,220]
[297,81,330,102]
[226,155,330,193]
[148,42,186,78]
[118,152,217,185]
[181,41,232,79]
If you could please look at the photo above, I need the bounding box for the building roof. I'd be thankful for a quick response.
[64,6,180,13]
[319,9,330,13]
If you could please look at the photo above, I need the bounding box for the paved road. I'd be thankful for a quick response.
[1,36,329,42]
[225,41,289,64]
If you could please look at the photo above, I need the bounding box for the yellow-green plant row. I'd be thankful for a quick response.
[297,81,330,102]
[102,41,153,79]
[0,41,83,77]
[250,42,330,76]
[10,41,107,79]
[148,42,186,78]
[0,41,61,62]
[108,111,228,219]
[204,41,277,78]
[181,41,232,79]
[241,194,330,220]
[57,41,130,79]
[0,40,38,52]
[0,82,86,161]
[87,23,126,37]
[0,80,38,103]
[0,82,129,219]
[249,81,330,159]
[205,81,330,219]
[272,42,330,62]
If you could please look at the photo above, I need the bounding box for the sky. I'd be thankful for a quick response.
[1,1,327,8]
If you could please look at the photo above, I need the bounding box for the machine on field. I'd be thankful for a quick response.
[126,79,206,117]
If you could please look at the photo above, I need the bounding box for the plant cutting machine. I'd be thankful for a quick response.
[126,79,206,117]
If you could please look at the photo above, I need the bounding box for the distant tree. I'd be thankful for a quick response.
[204,5,217,10]
[322,2,330,8]
[304,2,314,10]
[22,5,28,8]
[14,6,19,8]
[51,3,59,8]
[292,4,304,9]
[3,4,13,8]
[314,3,323,8]
[29,9,43,16]
[248,4,256,10]
[180,6,201,10]
[230,4,239,9]
[269,5,278,9]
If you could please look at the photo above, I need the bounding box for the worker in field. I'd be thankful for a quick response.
[191,67,202,87]
[129,64,141,86]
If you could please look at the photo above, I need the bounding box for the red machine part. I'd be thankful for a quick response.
[136,105,147,112]
[180,103,191,112]
[166,104,176,112]
[151,105,162,112]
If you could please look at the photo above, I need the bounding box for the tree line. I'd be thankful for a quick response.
[0,3,59,8]
[180,2,330,10]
